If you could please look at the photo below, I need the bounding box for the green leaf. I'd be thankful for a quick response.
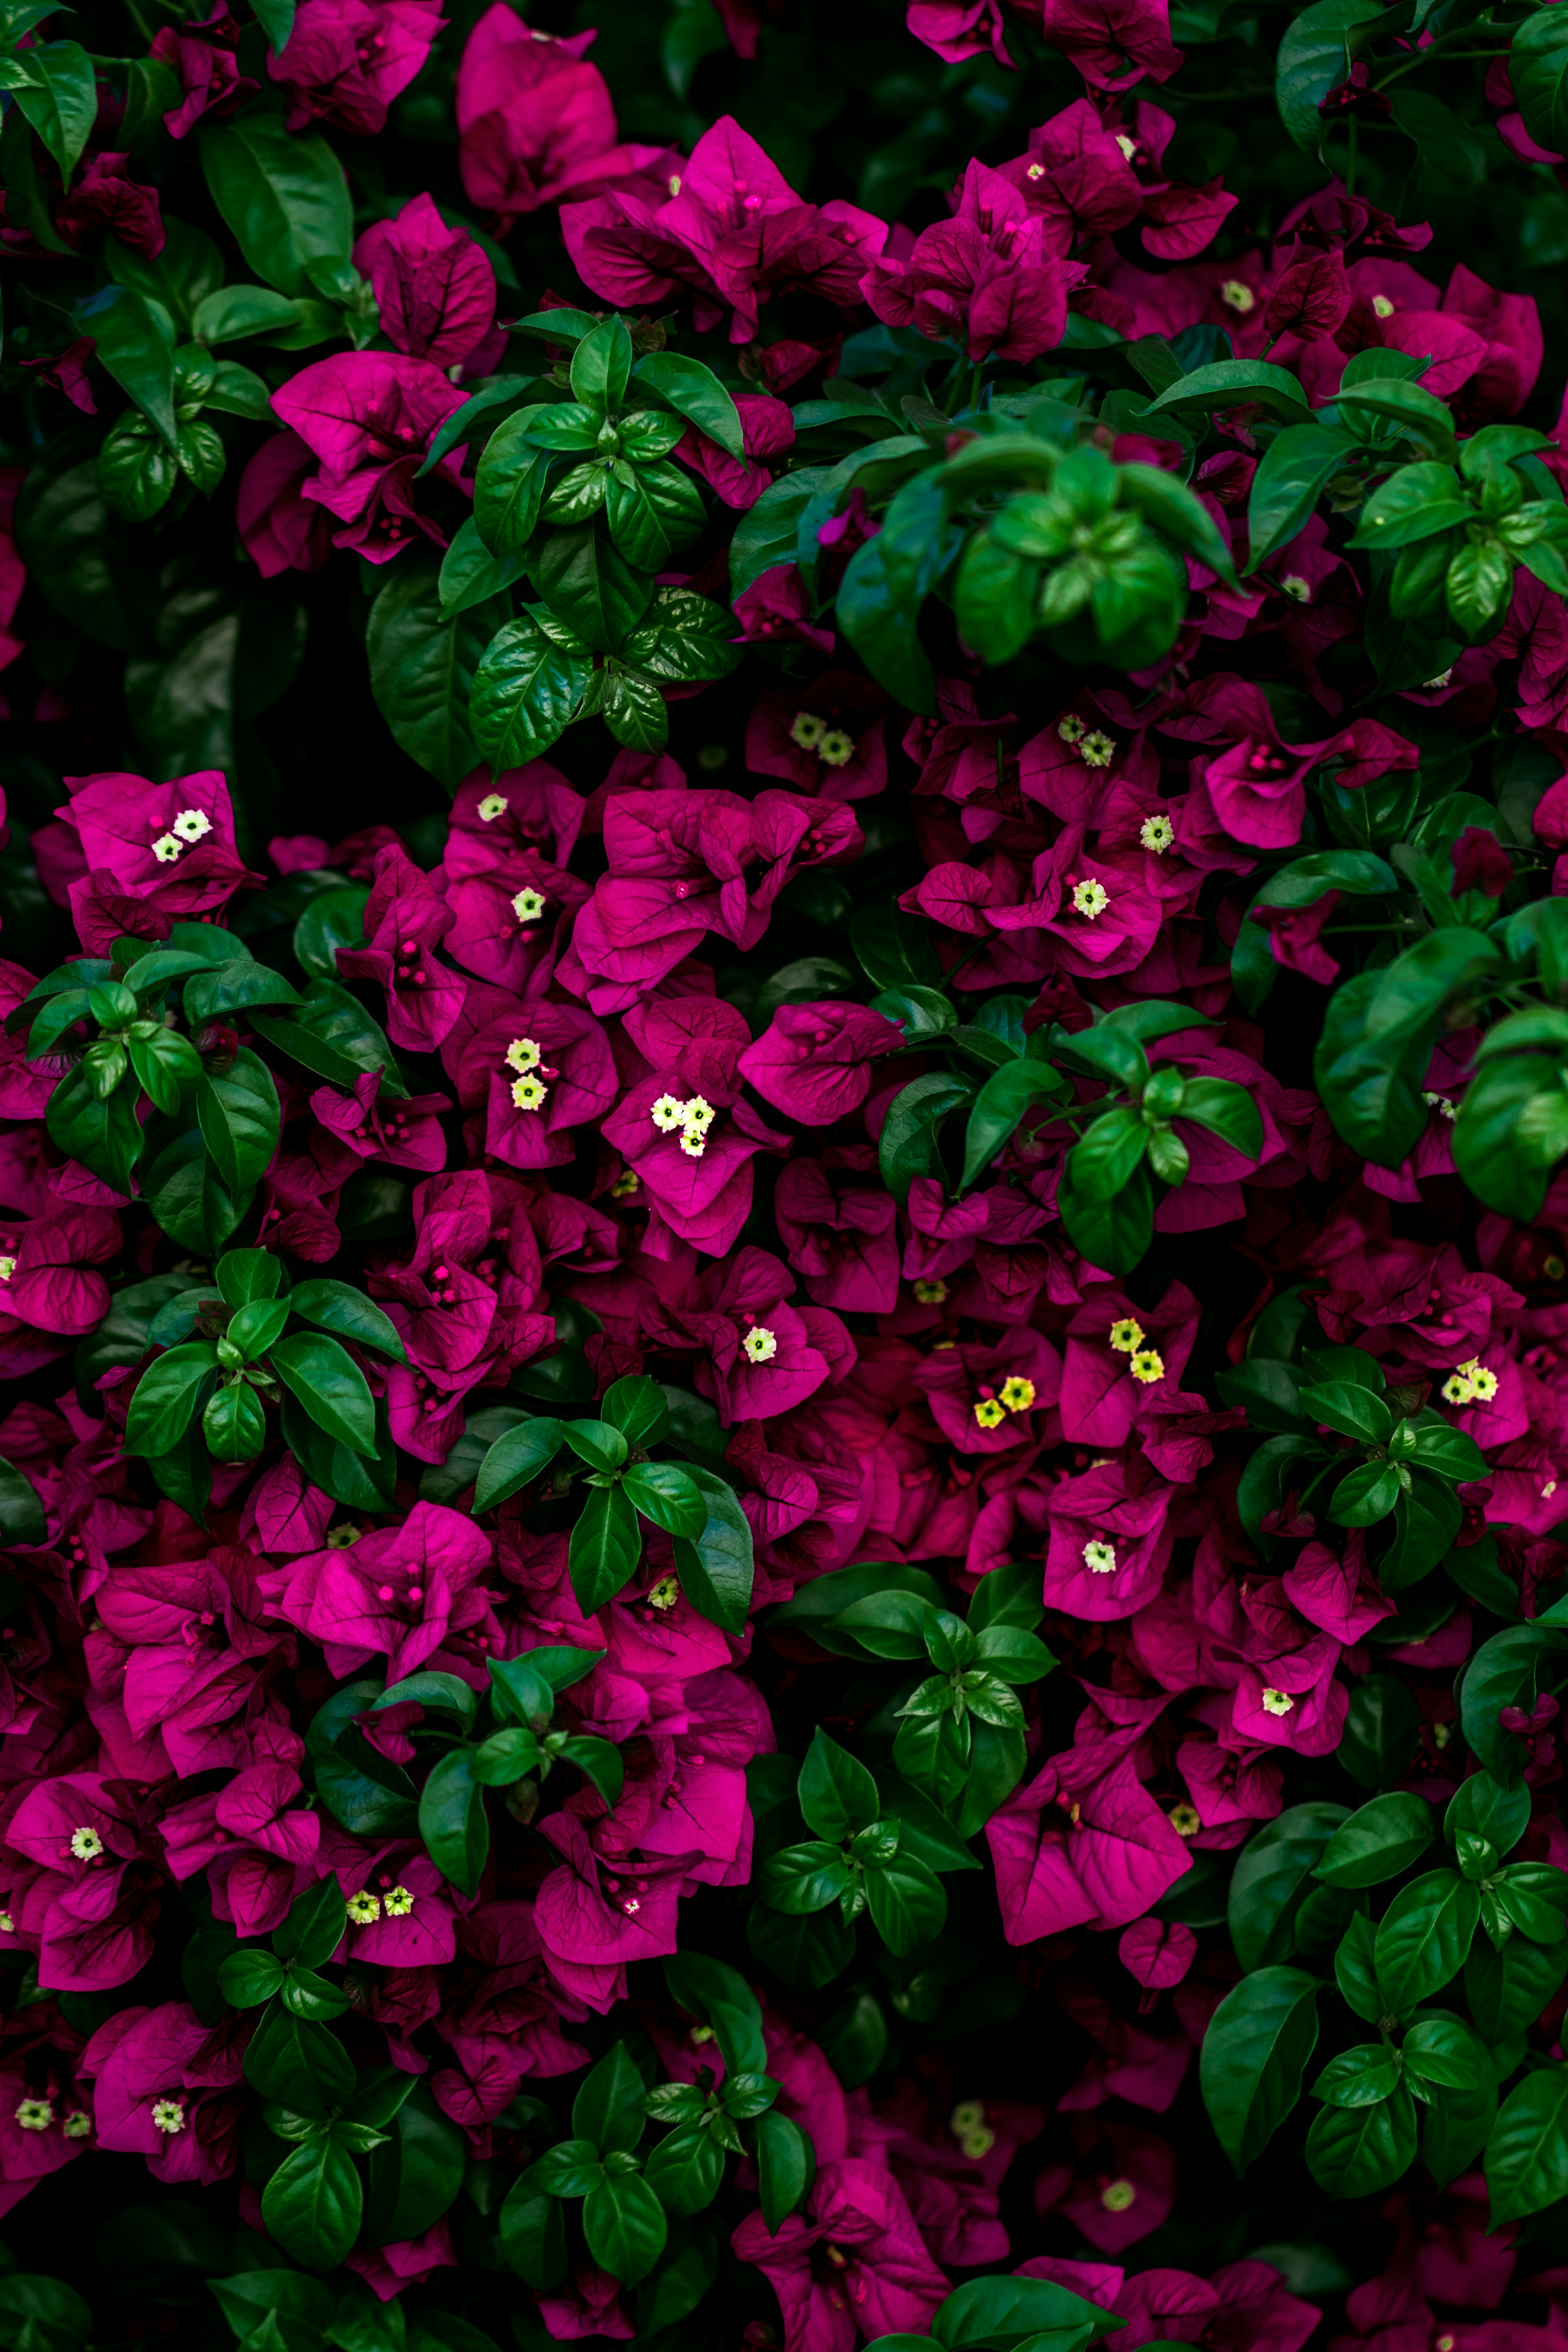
[601,1374,668,1447]
[1305,2083,1417,2198]
[418,1749,488,1895]
[865,1853,947,1955]
[1144,358,1313,426]
[568,1482,643,1614]
[473,1416,567,1512]
[1200,1966,1320,2175]
[574,2043,649,2156]
[217,1947,286,2008]
[755,2110,815,2233]
[438,515,530,618]
[1328,1458,1402,1526]
[837,471,948,713]
[0,1456,45,1547]
[878,1072,974,1205]
[262,2135,362,2274]
[1380,1471,1463,1590]
[46,1062,143,1196]
[1315,1793,1434,1889]
[1296,1379,1392,1447]
[1486,2065,1568,2223]
[583,2171,667,2287]
[276,1875,347,1970]
[1177,1075,1264,1159]
[244,2004,355,2109]
[534,524,653,654]
[472,413,550,554]
[1246,424,1363,572]
[759,1841,853,1915]
[280,1389,395,1512]
[1423,2074,1499,2189]
[570,314,633,413]
[470,608,592,767]
[1375,1868,1481,2011]
[731,466,832,598]
[1229,1802,1348,1970]
[959,1058,1066,1189]
[270,1330,376,1457]
[1461,1624,1566,1782]
[671,1466,755,1633]
[1311,2043,1401,2107]
[203,1379,266,1463]
[77,285,177,449]
[633,350,744,457]
[287,1279,405,1361]
[200,118,353,298]
[1465,1931,1568,2042]
[799,1728,881,1843]
[642,2126,724,2217]
[499,2182,568,2290]
[1508,7,1568,172]
[621,1461,705,1536]
[196,1049,279,1197]
[1056,1153,1154,1278]
[3,39,96,180]
[362,2083,467,2245]
[1339,1670,1421,1789]
[934,2275,1123,2352]
[368,561,507,791]
[124,1341,220,1459]
[1403,2012,1491,2090]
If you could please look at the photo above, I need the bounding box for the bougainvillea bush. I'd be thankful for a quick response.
[17,0,1568,2347]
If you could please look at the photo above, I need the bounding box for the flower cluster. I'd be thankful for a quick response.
[4,0,1568,2337]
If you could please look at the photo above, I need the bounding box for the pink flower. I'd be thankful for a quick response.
[0,1206,118,1342]
[731,2158,949,2352]
[261,1499,494,1681]
[148,4,257,134]
[353,192,499,370]
[336,841,468,1052]
[456,8,654,230]
[863,160,1075,362]
[738,1001,903,1127]
[564,115,886,344]
[236,431,333,579]
[51,767,260,951]
[270,0,445,134]
[80,2002,244,2183]
[271,353,469,564]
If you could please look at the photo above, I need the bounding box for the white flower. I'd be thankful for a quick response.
[684,1095,716,1131]
[512,886,546,926]
[347,1891,381,1925]
[791,711,826,750]
[0,1259,15,1284]
[1078,730,1115,768]
[1423,668,1454,690]
[477,792,509,822]
[0,1914,12,1934]
[1220,278,1255,314]
[743,1325,777,1363]
[1082,1539,1117,1574]
[1115,131,1138,160]
[1372,293,1396,319]
[1071,878,1110,920]
[667,173,682,196]
[70,1826,103,1862]
[511,1074,549,1113]
[1057,713,1086,744]
[14,2099,52,2132]
[151,2098,186,2134]
[151,833,183,865]
[646,1573,680,1610]
[1261,1687,1294,1717]
[679,1126,708,1158]
[1423,1091,1458,1121]
[384,1884,414,1917]
[651,1093,687,1132]
[60,2111,91,2139]
[1279,574,1311,604]
[817,728,854,768]
[1140,813,1174,854]
[171,808,212,844]
[506,1036,542,1073]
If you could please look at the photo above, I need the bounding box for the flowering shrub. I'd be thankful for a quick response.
[9,0,1568,2343]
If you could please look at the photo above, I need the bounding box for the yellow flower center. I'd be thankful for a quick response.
[817,728,855,767]
[913,1278,949,1305]
[1109,1317,1144,1353]
[974,1397,1007,1429]
[791,711,826,750]
[999,1376,1036,1413]
[1072,878,1110,920]
[1101,2179,1137,2212]
[1130,1348,1165,1384]
[1372,293,1396,318]
[14,2099,52,2131]
[347,1891,381,1924]
[647,1573,681,1610]
[1220,278,1255,313]
[743,1325,778,1363]
[1169,1802,1201,1837]
[384,1885,414,1917]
